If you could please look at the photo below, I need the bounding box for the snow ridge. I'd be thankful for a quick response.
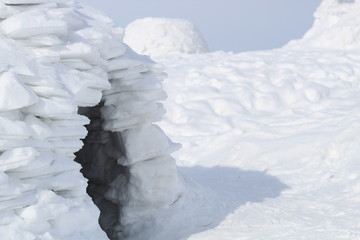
[287,0,360,50]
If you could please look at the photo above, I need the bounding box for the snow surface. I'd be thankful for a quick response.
[124,18,208,57]
[148,0,360,239]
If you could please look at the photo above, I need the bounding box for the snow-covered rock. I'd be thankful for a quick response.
[124,17,208,57]
[0,1,184,239]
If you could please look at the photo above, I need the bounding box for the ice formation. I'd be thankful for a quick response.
[0,0,183,239]
[124,18,208,57]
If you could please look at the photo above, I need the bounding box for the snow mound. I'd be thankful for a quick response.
[124,17,208,57]
[287,0,360,50]
[0,1,184,239]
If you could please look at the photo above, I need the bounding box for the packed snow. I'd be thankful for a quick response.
[124,18,208,57]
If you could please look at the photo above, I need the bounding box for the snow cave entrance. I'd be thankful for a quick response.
[75,102,127,239]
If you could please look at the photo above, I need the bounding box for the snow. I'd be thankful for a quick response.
[144,0,360,239]
[286,0,360,50]
[124,17,208,57]
[1,0,360,239]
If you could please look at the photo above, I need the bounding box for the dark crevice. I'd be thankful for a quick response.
[75,102,127,240]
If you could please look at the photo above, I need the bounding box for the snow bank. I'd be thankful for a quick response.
[286,0,360,50]
[152,0,360,239]
[0,0,184,239]
[124,17,208,57]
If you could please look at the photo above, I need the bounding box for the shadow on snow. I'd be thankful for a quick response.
[177,165,289,239]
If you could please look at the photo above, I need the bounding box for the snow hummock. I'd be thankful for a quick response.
[124,17,208,57]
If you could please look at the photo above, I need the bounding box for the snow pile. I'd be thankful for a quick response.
[124,18,208,57]
[0,1,183,239]
[287,0,360,50]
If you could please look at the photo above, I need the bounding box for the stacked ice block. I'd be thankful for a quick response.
[0,1,183,239]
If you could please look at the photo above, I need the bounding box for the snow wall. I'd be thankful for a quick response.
[0,0,184,239]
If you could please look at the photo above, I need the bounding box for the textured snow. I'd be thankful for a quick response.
[287,0,360,50]
[124,17,208,57]
[151,0,360,239]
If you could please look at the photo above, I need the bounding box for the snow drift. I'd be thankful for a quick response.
[124,18,208,57]
[0,1,184,239]
[152,0,360,239]
[287,0,360,50]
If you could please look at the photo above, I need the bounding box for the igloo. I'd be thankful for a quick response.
[0,1,184,239]
[124,17,208,57]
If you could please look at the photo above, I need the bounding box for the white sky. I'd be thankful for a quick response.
[78,0,322,52]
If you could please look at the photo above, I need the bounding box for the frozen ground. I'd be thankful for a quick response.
[149,0,360,239]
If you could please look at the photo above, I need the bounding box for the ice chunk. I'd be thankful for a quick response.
[120,124,181,165]
[60,59,93,71]
[0,147,39,172]
[17,190,69,223]
[9,156,81,179]
[0,192,37,211]
[0,117,32,139]
[102,102,165,122]
[0,71,38,111]
[75,27,126,59]
[23,97,77,118]
[59,68,111,93]
[44,121,88,138]
[1,10,68,38]
[0,2,15,19]
[53,42,103,65]
[2,0,67,3]
[17,35,63,47]
[120,156,183,206]
[102,109,166,132]
[105,57,145,72]
[7,155,53,173]
[24,115,52,140]
[103,89,167,106]
[75,88,103,107]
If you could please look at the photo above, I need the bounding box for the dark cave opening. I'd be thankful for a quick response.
[75,102,127,240]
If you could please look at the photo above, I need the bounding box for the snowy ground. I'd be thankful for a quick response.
[154,47,360,239]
